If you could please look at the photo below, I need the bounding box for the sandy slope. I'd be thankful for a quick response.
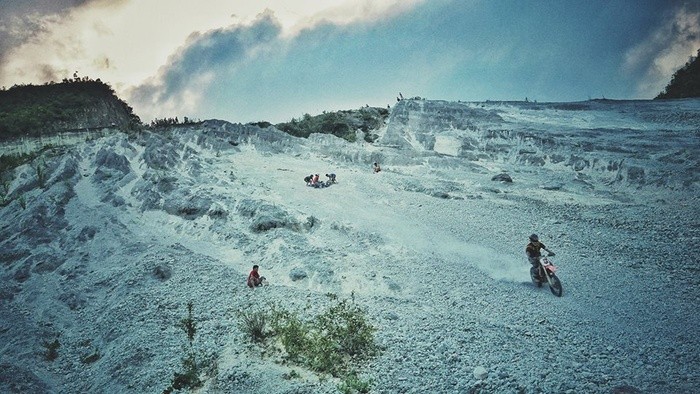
[1,99,699,393]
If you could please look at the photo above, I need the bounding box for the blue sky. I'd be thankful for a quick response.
[0,0,698,123]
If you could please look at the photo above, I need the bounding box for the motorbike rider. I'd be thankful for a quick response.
[526,234,554,279]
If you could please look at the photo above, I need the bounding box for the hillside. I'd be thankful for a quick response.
[0,78,141,141]
[273,106,390,143]
[656,49,700,99]
[0,98,699,393]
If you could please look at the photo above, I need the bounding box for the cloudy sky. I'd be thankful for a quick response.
[1,0,698,123]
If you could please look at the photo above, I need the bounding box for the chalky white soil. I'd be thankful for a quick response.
[1,99,698,393]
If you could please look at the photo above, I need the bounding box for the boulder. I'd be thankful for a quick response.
[491,173,513,183]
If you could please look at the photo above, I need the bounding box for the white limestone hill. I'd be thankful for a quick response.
[1,98,698,393]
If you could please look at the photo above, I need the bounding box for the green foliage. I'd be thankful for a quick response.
[270,309,311,362]
[338,370,373,394]
[180,301,197,342]
[282,369,301,380]
[275,107,389,143]
[163,301,217,394]
[0,77,141,141]
[238,308,270,343]
[0,152,33,175]
[148,117,200,128]
[240,295,379,384]
[656,48,700,99]
[41,338,60,362]
[18,195,26,209]
[35,160,47,189]
[0,179,10,206]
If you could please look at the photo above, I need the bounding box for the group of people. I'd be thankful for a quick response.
[301,163,380,189]
[304,173,337,188]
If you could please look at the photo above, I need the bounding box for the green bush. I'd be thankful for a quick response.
[240,295,379,382]
[238,308,271,343]
[274,107,388,143]
[163,301,217,394]
[338,370,373,394]
[0,78,142,141]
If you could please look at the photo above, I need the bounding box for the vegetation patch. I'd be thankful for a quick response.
[0,76,141,140]
[275,107,388,143]
[239,294,379,390]
[163,301,218,394]
[41,338,61,362]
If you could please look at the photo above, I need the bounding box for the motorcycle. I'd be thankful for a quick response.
[530,253,563,297]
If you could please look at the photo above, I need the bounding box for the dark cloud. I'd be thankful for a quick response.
[127,11,282,118]
[0,0,103,65]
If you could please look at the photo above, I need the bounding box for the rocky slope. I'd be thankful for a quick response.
[0,98,699,393]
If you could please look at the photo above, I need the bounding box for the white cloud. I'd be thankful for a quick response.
[0,0,424,87]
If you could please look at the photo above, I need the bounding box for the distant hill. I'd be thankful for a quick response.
[272,106,390,143]
[0,78,141,141]
[656,49,700,99]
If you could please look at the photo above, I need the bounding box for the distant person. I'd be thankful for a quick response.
[311,174,320,187]
[373,162,381,173]
[325,173,337,184]
[247,265,266,288]
[525,234,554,280]
[304,174,313,185]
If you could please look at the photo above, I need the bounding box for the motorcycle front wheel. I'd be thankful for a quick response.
[548,274,563,297]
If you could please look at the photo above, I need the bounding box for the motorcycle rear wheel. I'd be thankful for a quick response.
[548,274,563,297]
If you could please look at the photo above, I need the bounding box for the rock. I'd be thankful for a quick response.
[491,173,513,183]
[542,183,563,190]
[152,265,172,281]
[289,267,308,281]
[473,366,488,380]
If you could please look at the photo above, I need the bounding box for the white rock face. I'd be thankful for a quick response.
[0,98,698,393]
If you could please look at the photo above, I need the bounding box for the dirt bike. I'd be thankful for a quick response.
[530,253,563,297]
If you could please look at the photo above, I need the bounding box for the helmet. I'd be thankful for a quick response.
[529,234,539,242]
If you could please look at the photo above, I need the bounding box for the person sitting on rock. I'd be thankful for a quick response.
[325,173,337,184]
[373,162,381,173]
[247,265,266,288]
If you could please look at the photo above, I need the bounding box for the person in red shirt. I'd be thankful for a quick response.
[247,265,266,288]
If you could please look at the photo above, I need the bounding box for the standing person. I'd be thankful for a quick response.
[247,265,266,288]
[311,174,320,187]
[525,234,554,281]
[373,162,381,173]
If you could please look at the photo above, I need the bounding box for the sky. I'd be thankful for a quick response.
[0,0,698,123]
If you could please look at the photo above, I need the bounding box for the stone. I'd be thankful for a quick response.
[473,366,488,380]
[491,173,512,183]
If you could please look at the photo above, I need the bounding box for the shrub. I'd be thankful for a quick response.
[338,370,373,394]
[238,308,271,343]
[241,295,379,382]
[271,309,311,362]
[163,301,217,394]
[42,338,60,361]
[35,160,46,189]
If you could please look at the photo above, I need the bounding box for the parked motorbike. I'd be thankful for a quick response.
[530,253,563,297]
